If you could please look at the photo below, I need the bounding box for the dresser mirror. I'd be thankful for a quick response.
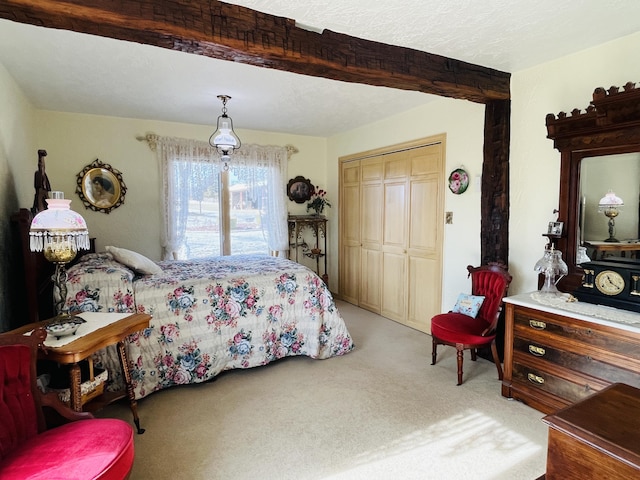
[580,152,640,246]
[546,82,640,292]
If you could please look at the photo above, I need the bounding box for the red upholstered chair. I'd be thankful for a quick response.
[431,263,512,385]
[0,329,134,479]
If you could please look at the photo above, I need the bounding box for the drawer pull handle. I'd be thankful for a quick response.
[529,320,547,330]
[529,345,546,356]
[527,373,545,385]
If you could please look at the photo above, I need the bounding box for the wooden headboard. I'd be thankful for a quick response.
[11,208,55,326]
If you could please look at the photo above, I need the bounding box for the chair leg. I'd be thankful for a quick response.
[456,347,464,385]
[431,337,437,365]
[490,339,504,381]
[471,348,477,361]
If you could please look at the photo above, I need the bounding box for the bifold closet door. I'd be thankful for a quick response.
[339,161,361,305]
[339,136,444,332]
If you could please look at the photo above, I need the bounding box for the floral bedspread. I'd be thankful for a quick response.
[65,253,354,399]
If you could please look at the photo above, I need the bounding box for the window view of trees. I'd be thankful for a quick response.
[182,162,270,259]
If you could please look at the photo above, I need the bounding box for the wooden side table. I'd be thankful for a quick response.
[9,312,150,434]
[540,383,640,479]
[287,214,329,285]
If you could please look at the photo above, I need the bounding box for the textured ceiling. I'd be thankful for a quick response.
[1,1,640,137]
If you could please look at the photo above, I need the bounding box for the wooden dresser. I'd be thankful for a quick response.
[502,292,640,414]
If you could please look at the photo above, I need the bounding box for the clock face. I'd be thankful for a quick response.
[595,270,626,296]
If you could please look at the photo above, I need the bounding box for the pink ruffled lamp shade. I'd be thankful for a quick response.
[29,191,90,260]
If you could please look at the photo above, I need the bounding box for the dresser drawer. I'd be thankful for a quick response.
[511,360,607,404]
[513,336,640,388]
[513,310,640,363]
[503,300,640,413]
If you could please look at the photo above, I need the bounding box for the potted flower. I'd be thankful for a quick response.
[307,186,331,215]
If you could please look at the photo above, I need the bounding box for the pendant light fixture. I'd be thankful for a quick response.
[209,95,241,170]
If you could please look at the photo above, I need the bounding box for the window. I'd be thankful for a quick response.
[181,165,273,258]
[149,135,290,260]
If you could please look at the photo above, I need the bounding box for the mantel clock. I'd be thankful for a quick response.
[574,258,640,313]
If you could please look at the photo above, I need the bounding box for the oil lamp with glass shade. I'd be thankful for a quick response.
[534,245,569,294]
[598,190,624,243]
[209,94,241,171]
[29,191,90,329]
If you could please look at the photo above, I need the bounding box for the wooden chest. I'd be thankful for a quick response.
[541,383,640,479]
[502,293,640,413]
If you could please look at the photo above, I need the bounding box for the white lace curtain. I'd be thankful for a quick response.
[144,134,290,259]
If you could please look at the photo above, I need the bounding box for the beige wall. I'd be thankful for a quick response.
[327,98,485,312]
[509,30,640,295]
[35,112,327,260]
[0,62,38,330]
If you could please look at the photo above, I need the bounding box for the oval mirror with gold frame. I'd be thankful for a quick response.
[76,159,126,214]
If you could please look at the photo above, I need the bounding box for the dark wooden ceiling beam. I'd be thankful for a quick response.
[0,0,510,103]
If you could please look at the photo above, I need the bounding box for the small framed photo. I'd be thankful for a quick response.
[286,176,314,204]
[548,221,563,236]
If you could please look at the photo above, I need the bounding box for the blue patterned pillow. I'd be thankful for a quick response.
[452,293,485,318]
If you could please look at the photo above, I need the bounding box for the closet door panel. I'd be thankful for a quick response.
[381,251,407,321]
[407,255,441,333]
[361,183,383,247]
[408,174,441,254]
[383,182,407,249]
[339,161,361,304]
[406,145,443,331]
[385,155,409,179]
[341,244,360,304]
[360,248,382,313]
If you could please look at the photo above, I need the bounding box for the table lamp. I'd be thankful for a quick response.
[598,190,624,242]
[29,191,90,324]
[534,245,568,294]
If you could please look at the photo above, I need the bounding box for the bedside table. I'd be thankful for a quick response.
[8,312,151,434]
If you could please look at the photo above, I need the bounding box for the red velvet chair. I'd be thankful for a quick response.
[431,263,512,385]
[0,328,134,479]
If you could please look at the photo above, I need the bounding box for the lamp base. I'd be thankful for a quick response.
[604,216,619,243]
[540,272,560,294]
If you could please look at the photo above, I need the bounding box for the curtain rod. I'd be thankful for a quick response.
[136,133,298,160]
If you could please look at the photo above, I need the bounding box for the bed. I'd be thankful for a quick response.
[63,251,354,400]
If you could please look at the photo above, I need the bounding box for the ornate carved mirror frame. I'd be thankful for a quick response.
[546,82,640,292]
[75,159,127,214]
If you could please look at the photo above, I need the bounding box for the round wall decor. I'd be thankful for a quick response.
[448,168,469,195]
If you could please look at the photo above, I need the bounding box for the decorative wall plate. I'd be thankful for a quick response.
[448,168,469,194]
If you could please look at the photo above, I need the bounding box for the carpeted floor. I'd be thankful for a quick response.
[99,300,548,479]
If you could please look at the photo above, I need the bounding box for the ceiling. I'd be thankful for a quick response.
[1,1,640,137]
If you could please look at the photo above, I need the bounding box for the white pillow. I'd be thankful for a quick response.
[105,246,163,275]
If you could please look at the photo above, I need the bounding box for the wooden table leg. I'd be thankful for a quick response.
[116,340,145,434]
[69,363,82,412]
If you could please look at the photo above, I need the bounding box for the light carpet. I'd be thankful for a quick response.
[99,300,548,479]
